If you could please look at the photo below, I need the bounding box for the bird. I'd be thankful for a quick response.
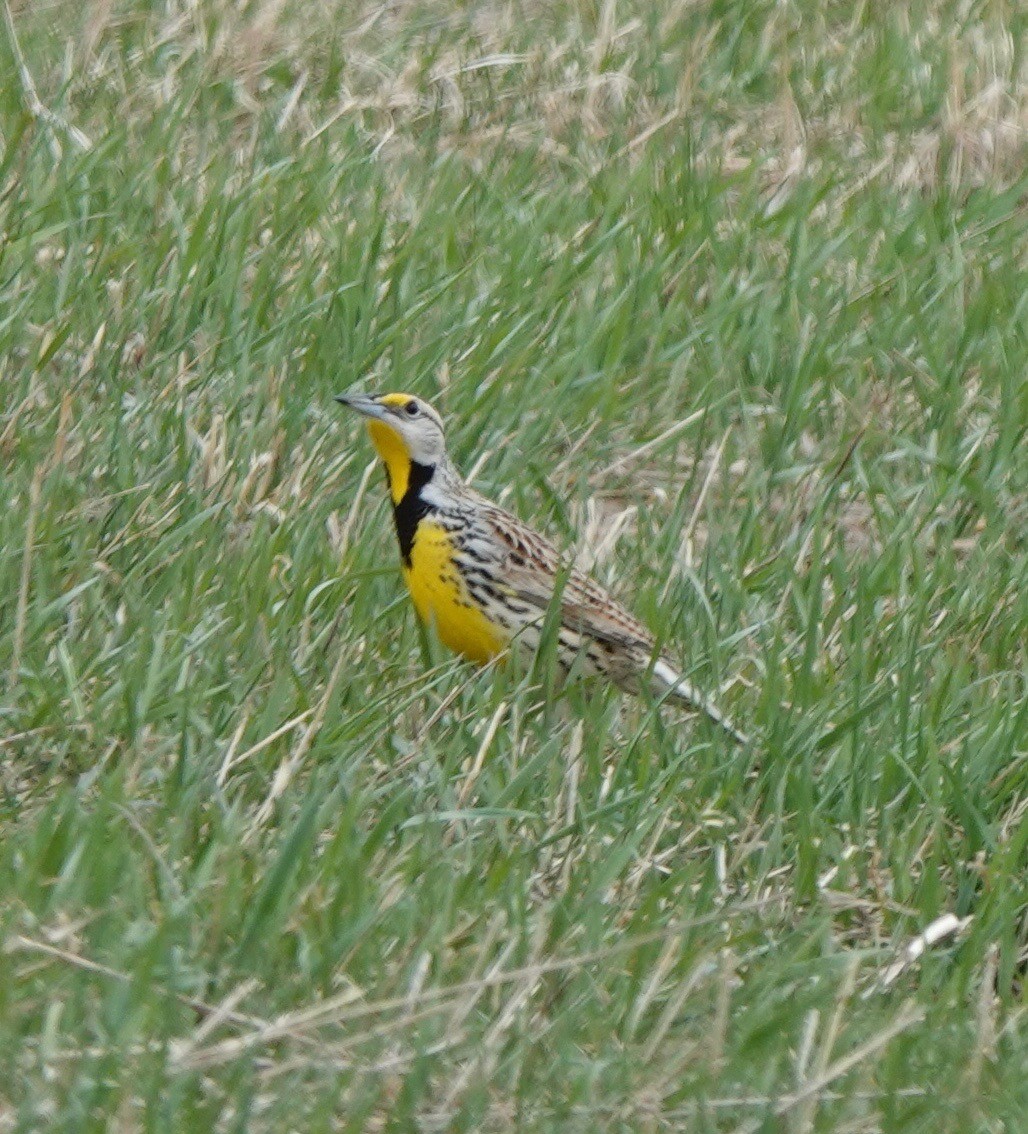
[337,391,747,744]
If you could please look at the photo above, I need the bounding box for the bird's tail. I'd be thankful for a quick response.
[651,659,749,745]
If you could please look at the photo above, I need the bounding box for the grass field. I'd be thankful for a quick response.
[2,0,1027,1129]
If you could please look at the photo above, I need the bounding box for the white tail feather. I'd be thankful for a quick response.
[651,659,749,745]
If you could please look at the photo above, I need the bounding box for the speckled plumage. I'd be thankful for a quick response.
[338,391,747,744]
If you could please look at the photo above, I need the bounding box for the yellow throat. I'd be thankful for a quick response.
[366,419,413,504]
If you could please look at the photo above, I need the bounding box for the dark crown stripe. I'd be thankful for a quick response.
[392,460,436,565]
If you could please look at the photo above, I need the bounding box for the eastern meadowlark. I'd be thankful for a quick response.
[338,392,747,744]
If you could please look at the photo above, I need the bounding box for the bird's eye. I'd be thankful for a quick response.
[404,400,420,417]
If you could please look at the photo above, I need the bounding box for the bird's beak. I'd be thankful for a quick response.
[335,392,388,422]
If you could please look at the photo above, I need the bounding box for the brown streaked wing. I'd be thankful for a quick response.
[478,501,657,654]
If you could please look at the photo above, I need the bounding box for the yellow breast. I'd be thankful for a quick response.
[402,520,508,664]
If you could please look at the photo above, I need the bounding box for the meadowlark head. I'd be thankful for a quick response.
[337,391,446,499]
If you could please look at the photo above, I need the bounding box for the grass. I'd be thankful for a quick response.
[1,0,1026,1129]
